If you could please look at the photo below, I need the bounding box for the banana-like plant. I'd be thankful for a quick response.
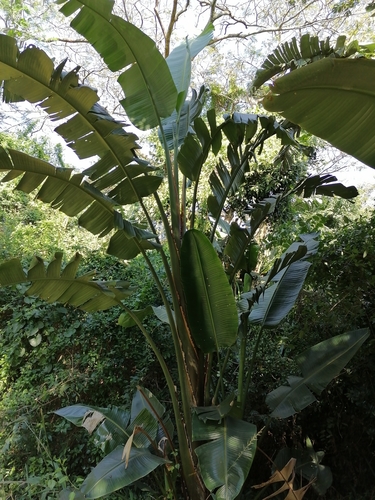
[0,4,370,499]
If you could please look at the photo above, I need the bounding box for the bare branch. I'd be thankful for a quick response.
[45,38,89,44]
[164,0,179,57]
[154,0,166,41]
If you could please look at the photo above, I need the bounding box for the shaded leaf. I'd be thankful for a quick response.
[55,404,131,453]
[78,446,167,499]
[107,229,159,260]
[131,387,165,422]
[193,393,236,423]
[193,415,257,500]
[248,260,311,328]
[118,306,154,329]
[266,329,369,417]
[152,305,175,325]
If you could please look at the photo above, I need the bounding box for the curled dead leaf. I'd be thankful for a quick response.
[253,457,315,499]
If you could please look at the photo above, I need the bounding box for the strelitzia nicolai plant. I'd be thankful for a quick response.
[0,4,370,499]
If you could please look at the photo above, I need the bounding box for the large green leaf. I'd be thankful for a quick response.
[0,34,139,178]
[0,32,166,226]
[240,234,318,314]
[193,415,257,500]
[0,148,118,237]
[126,408,159,448]
[0,147,160,258]
[118,306,154,329]
[56,401,160,451]
[266,328,369,418]
[106,229,159,260]
[248,260,311,328]
[0,253,132,312]
[55,404,131,453]
[223,199,275,282]
[180,229,238,352]
[193,393,236,423]
[178,116,214,181]
[159,24,213,149]
[131,386,166,422]
[160,86,207,150]
[78,446,167,499]
[131,387,174,450]
[56,400,168,498]
[58,0,177,130]
[205,113,262,230]
[291,173,358,199]
[262,57,375,168]
[166,23,213,111]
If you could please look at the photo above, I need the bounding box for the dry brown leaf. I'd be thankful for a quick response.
[122,431,135,468]
[253,458,314,500]
[253,458,297,489]
[262,481,290,500]
[283,481,313,500]
[122,425,144,468]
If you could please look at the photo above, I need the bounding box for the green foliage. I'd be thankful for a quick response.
[256,196,375,498]
[0,212,173,497]
[260,51,375,168]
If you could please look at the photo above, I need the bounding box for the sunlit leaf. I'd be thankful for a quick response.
[263,57,375,168]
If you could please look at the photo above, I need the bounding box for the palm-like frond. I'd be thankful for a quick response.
[252,33,355,90]
[0,252,132,312]
[0,148,158,259]
[0,34,136,167]
[0,35,165,256]
[0,34,163,213]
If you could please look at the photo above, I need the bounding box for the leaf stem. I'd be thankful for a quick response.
[212,348,231,405]
[242,326,264,416]
[237,316,248,405]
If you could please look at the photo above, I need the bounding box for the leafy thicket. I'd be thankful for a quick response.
[0,177,174,498]
[253,195,375,499]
